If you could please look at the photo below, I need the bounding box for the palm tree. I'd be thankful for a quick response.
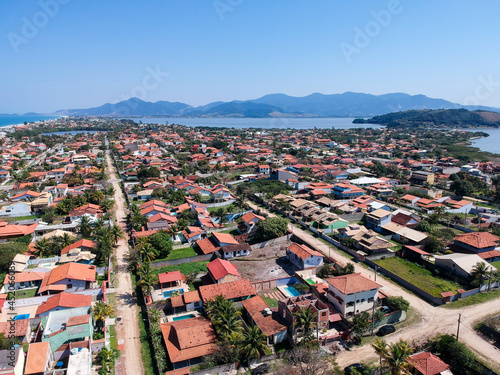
[100,199,114,212]
[372,337,388,366]
[240,326,270,365]
[91,190,105,204]
[93,301,113,332]
[34,238,51,258]
[60,233,74,249]
[381,339,414,375]
[139,243,157,263]
[213,308,243,340]
[110,225,125,245]
[471,262,490,290]
[293,306,317,342]
[78,215,93,238]
[192,193,202,203]
[139,271,158,297]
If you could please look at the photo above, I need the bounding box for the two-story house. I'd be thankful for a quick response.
[286,243,324,270]
[325,273,382,318]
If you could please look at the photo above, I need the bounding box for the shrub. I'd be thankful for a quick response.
[386,296,410,312]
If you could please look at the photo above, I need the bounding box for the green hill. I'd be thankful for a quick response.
[353,109,500,128]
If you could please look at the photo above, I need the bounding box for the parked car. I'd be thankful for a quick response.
[252,363,270,375]
[344,363,364,374]
[377,324,396,336]
[380,306,391,314]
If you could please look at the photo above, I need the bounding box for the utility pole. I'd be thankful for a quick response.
[456,314,462,341]
[371,296,377,336]
[374,265,378,282]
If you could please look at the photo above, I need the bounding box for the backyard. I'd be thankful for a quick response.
[150,261,209,277]
[375,257,465,297]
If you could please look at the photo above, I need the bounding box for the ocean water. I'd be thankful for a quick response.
[0,115,60,127]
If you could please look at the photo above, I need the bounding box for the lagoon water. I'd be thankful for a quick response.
[466,128,500,154]
[119,117,383,130]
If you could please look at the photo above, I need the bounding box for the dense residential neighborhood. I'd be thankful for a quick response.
[0,117,499,375]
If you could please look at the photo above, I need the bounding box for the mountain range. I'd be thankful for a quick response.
[47,92,500,118]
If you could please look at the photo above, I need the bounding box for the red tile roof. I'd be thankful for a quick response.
[326,273,382,295]
[207,259,240,281]
[199,279,256,302]
[455,232,500,249]
[36,292,92,316]
[25,342,50,375]
[287,243,322,260]
[61,239,96,254]
[409,352,450,375]
[211,232,239,245]
[160,317,217,364]
[159,271,184,284]
[196,238,220,255]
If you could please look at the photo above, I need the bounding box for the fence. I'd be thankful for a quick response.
[251,276,300,293]
[188,363,237,375]
[364,258,444,305]
[205,199,236,208]
[251,234,292,250]
[150,253,215,269]
[339,213,365,222]
[28,256,60,265]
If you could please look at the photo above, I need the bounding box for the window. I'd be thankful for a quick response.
[361,299,365,303]
[68,284,73,289]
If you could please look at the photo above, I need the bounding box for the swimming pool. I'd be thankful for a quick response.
[284,286,301,297]
[172,314,196,321]
[163,289,184,298]
[13,314,30,320]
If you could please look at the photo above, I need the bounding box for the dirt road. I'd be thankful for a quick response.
[247,201,500,370]
[106,151,145,375]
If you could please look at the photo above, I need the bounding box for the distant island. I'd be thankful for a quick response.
[353,109,500,128]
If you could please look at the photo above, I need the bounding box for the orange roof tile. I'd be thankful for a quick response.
[25,342,50,375]
[326,273,382,295]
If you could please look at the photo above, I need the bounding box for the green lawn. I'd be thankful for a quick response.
[208,204,236,213]
[2,215,40,222]
[151,261,209,276]
[216,228,240,236]
[13,288,37,299]
[261,295,279,308]
[165,247,197,260]
[375,257,464,297]
[490,260,500,270]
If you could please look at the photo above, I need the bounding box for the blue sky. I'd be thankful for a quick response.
[1,0,499,113]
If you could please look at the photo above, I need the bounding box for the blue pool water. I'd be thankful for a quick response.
[172,314,196,321]
[163,289,184,298]
[284,286,301,297]
[14,314,30,320]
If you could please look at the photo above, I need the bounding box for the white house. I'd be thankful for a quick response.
[0,202,31,217]
[286,243,324,270]
[434,253,497,279]
[326,273,382,318]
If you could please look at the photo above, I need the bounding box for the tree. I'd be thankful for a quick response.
[372,337,388,365]
[351,312,370,342]
[450,180,474,197]
[386,296,410,312]
[149,231,172,259]
[430,335,476,375]
[293,306,317,343]
[424,235,443,253]
[138,264,158,296]
[470,262,490,289]
[380,339,414,375]
[34,238,51,258]
[110,225,125,245]
[93,301,113,332]
[41,207,56,224]
[239,326,270,365]
[139,243,157,263]
[78,215,93,238]
[100,199,114,212]
[256,216,289,241]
